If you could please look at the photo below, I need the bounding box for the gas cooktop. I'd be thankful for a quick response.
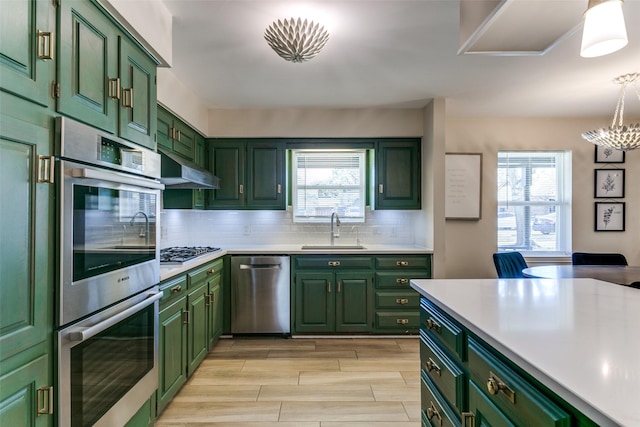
[160,246,221,264]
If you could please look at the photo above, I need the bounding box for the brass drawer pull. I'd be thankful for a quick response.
[396,260,409,266]
[328,261,341,267]
[426,401,442,426]
[425,357,441,376]
[395,298,409,305]
[207,268,216,275]
[170,285,182,293]
[425,317,441,333]
[121,87,134,108]
[108,77,121,99]
[396,278,409,284]
[486,371,516,404]
[37,30,54,60]
[462,412,475,426]
[396,318,409,325]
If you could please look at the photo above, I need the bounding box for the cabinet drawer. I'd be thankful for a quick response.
[159,275,187,304]
[420,330,465,414]
[467,380,517,427]
[187,258,224,287]
[375,290,420,308]
[467,338,571,427]
[375,311,420,329]
[376,255,431,270]
[375,271,429,288]
[295,256,373,270]
[421,372,460,427]
[420,298,466,361]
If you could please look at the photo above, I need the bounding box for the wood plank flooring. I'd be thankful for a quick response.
[156,336,421,427]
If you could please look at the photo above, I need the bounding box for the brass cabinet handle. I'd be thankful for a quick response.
[170,285,182,293]
[338,281,342,293]
[462,412,475,427]
[395,298,409,305]
[327,282,331,293]
[108,77,121,99]
[395,278,409,284]
[426,401,442,426]
[37,386,54,415]
[183,310,190,324]
[486,371,516,404]
[37,30,53,60]
[425,317,441,333]
[176,129,181,142]
[205,294,211,306]
[37,155,55,183]
[207,268,216,275]
[425,357,441,376]
[121,87,134,108]
[379,184,384,193]
[396,318,409,325]
[210,292,215,304]
[328,261,341,267]
[277,184,282,194]
[396,261,409,266]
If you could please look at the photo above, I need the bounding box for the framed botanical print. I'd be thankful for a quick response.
[594,169,625,198]
[594,202,625,231]
[595,145,625,163]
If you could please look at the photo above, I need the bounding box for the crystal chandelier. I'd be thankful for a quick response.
[582,73,640,151]
[264,18,329,63]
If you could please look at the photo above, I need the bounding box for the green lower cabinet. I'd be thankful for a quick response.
[158,295,188,414]
[467,381,516,427]
[124,393,156,427]
[421,372,460,427]
[187,283,209,375]
[294,271,372,333]
[207,279,223,349]
[0,354,51,427]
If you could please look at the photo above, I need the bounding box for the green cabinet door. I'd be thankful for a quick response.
[0,0,54,106]
[375,139,421,209]
[158,296,187,414]
[335,272,372,332]
[207,279,223,349]
[118,36,156,150]
[156,105,173,151]
[208,141,245,208]
[0,355,51,427]
[246,141,285,209]
[57,0,119,133]
[172,118,196,160]
[294,272,334,333]
[187,283,209,375]
[0,110,51,363]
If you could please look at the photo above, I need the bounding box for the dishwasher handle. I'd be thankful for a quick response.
[239,263,282,270]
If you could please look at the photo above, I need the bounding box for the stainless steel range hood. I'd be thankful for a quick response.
[158,148,219,189]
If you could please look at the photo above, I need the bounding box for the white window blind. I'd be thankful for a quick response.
[292,150,366,223]
[497,151,572,255]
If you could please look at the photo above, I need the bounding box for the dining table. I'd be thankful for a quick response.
[522,265,640,287]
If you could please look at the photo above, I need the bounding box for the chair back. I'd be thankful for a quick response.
[493,252,528,278]
[571,252,628,266]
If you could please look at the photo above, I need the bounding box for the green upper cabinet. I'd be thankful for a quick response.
[157,105,198,161]
[0,0,55,107]
[57,0,157,149]
[375,139,421,209]
[207,139,285,210]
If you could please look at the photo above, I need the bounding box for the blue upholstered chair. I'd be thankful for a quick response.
[493,252,528,278]
[571,252,628,266]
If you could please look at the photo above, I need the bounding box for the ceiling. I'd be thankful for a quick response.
[160,0,640,118]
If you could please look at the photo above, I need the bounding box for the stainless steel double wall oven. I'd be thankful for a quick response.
[55,117,163,427]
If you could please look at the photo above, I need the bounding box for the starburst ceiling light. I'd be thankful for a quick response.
[582,73,640,151]
[264,18,329,63]
[580,0,628,58]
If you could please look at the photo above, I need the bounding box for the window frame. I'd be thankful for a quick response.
[497,150,572,256]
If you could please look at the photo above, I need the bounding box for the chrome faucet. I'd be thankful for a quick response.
[130,211,150,245]
[330,212,340,245]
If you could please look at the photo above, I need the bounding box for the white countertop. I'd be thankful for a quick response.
[159,244,432,281]
[410,278,640,427]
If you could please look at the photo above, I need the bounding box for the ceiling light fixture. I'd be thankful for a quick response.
[582,73,640,151]
[264,18,329,63]
[580,0,628,58]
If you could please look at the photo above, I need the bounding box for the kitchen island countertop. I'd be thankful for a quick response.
[160,244,432,281]
[410,278,640,427]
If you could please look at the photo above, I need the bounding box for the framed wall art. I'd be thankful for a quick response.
[594,202,625,231]
[594,145,625,163]
[445,153,482,220]
[594,169,625,198]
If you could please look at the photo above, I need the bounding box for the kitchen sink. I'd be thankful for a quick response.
[300,245,366,250]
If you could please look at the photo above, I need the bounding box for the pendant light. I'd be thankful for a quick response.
[580,0,628,58]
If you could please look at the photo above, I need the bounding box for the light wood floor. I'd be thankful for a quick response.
[156,336,422,427]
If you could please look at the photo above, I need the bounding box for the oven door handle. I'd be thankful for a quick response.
[67,291,162,342]
[70,167,165,190]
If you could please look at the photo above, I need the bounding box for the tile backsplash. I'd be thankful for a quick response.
[160,207,422,248]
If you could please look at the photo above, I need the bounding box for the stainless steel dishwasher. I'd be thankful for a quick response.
[231,256,291,334]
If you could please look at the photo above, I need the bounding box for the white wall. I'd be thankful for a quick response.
[444,116,640,278]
